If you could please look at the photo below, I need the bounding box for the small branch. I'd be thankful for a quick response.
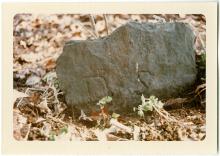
[78,22,97,38]
[106,133,129,141]
[89,14,99,38]
[48,116,67,125]
[17,88,30,107]
[110,119,132,133]
[103,14,109,35]
[153,105,177,123]
[133,125,140,141]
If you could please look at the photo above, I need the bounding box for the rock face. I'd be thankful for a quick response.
[56,22,197,113]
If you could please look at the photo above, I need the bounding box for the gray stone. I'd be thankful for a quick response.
[56,22,197,114]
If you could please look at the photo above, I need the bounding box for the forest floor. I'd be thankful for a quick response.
[13,14,206,141]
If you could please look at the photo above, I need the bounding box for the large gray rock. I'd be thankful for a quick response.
[56,22,197,113]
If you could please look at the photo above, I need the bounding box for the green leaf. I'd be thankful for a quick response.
[60,126,68,134]
[48,132,56,141]
[141,94,146,104]
[156,101,164,109]
[112,112,120,119]
[43,72,57,83]
[135,95,164,117]
[142,103,153,111]
[97,96,112,107]
[138,110,144,117]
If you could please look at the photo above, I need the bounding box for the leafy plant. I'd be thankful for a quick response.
[196,52,206,81]
[42,71,60,89]
[134,95,164,117]
[48,132,56,141]
[94,96,113,128]
[198,52,206,69]
[97,96,112,108]
[60,126,68,134]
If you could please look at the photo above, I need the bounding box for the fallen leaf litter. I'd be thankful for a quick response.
[13,14,206,141]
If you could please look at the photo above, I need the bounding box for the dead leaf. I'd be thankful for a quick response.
[13,89,29,103]
[29,92,41,104]
[44,59,56,70]
[21,123,31,140]
[38,98,51,113]
[13,109,28,140]
[20,52,44,63]
[26,75,41,86]
[40,122,51,137]
[93,129,107,141]
[35,117,46,123]
[19,40,27,48]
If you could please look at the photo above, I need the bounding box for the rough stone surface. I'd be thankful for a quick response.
[56,22,197,113]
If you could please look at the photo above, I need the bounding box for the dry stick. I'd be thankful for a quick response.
[17,87,47,107]
[133,125,140,141]
[106,133,129,141]
[42,82,52,96]
[195,88,206,97]
[103,14,109,35]
[110,119,132,133]
[153,105,193,129]
[152,105,178,123]
[78,22,97,38]
[49,86,65,115]
[49,84,59,104]
[47,116,67,125]
[48,84,61,116]
[17,88,30,107]
[195,83,206,93]
[28,87,46,92]
[89,14,99,38]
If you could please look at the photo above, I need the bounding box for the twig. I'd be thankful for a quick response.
[78,22,97,38]
[89,14,99,38]
[42,83,51,96]
[47,116,67,125]
[153,105,193,129]
[28,87,46,92]
[133,125,140,141]
[110,119,132,133]
[103,14,109,35]
[17,88,30,107]
[195,84,206,93]
[195,88,206,98]
[47,83,61,116]
[153,105,178,123]
[49,84,60,105]
[106,133,129,141]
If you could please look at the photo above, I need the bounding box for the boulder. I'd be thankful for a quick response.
[56,22,197,114]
